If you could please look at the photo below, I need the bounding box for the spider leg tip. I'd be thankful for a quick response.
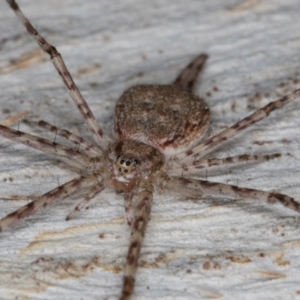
[65,214,73,221]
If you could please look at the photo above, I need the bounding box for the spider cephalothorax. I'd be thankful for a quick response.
[106,140,164,184]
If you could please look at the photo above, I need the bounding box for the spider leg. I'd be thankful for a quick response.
[171,153,281,176]
[0,175,98,231]
[25,120,102,157]
[173,53,208,93]
[0,124,91,169]
[176,88,300,163]
[124,191,134,227]
[6,0,112,150]
[66,180,106,220]
[1,194,39,201]
[0,111,30,126]
[120,179,154,300]
[167,177,300,213]
[123,180,140,227]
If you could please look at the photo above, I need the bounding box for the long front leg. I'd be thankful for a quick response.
[0,175,98,231]
[6,0,112,150]
[120,179,154,300]
[0,124,91,169]
[25,120,103,157]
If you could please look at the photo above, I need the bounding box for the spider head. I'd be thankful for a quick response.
[106,140,164,184]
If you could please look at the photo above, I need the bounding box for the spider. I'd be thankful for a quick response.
[0,1,300,299]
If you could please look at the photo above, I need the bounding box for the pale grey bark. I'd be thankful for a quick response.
[0,0,300,299]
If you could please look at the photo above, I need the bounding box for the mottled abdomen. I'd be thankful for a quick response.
[113,85,210,156]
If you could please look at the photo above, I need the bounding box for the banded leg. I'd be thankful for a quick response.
[124,180,139,227]
[0,124,91,169]
[171,153,281,176]
[66,180,105,220]
[1,195,39,201]
[120,179,154,300]
[6,0,112,150]
[0,111,30,126]
[177,88,300,163]
[167,177,300,213]
[124,191,134,227]
[173,54,208,93]
[26,120,102,157]
[0,175,98,231]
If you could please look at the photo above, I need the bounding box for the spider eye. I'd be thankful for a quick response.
[116,156,139,178]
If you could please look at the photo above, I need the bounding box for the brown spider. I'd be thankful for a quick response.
[0,1,300,299]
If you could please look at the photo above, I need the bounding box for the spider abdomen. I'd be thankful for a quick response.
[113,85,210,156]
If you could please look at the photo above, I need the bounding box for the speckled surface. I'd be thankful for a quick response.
[0,1,300,299]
